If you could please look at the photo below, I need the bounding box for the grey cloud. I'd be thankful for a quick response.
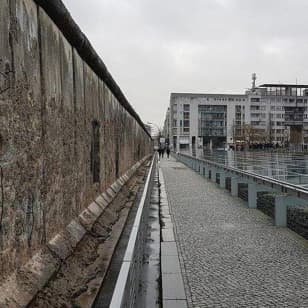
[62,0,308,126]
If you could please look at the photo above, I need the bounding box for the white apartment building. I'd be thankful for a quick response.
[164,76,308,155]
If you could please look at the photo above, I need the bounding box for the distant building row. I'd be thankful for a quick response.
[163,76,308,155]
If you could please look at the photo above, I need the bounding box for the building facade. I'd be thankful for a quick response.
[164,79,308,155]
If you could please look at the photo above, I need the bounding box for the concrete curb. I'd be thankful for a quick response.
[0,155,151,308]
[159,167,188,308]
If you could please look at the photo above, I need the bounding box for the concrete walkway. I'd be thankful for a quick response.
[160,157,308,308]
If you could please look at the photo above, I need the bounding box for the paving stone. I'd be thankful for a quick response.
[162,229,175,242]
[162,273,186,300]
[162,255,181,274]
[116,178,124,188]
[111,182,120,193]
[0,248,61,307]
[66,219,87,244]
[163,300,188,308]
[101,192,112,204]
[47,232,73,260]
[95,195,109,209]
[161,242,178,256]
[106,188,116,200]
[88,201,104,218]
[78,208,97,230]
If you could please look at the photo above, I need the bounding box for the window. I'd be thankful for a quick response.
[91,120,100,183]
[183,120,190,127]
[173,119,177,127]
[251,97,260,102]
[183,112,190,119]
[183,127,190,133]
[183,104,190,111]
[179,144,189,150]
[271,106,275,111]
[251,113,260,117]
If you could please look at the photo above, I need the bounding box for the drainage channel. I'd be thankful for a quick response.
[93,156,161,307]
[136,168,161,307]
[92,163,150,307]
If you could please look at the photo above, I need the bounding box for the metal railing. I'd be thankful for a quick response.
[109,153,157,308]
[176,153,308,201]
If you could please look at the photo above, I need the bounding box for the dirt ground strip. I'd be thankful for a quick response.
[29,162,150,308]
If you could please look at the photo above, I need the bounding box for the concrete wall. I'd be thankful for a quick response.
[0,0,151,281]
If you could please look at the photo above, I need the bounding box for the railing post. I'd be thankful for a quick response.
[204,165,208,177]
[199,162,204,175]
[231,177,238,196]
[275,195,288,227]
[248,183,274,209]
[211,167,216,183]
[248,182,257,209]
[201,163,205,176]
[219,171,226,189]
[274,195,307,227]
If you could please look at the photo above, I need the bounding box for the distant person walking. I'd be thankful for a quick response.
[166,146,170,158]
[161,147,165,158]
[158,148,162,159]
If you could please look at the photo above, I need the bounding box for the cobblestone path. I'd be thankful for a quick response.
[160,157,308,308]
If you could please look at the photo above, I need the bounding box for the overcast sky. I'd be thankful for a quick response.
[62,0,308,127]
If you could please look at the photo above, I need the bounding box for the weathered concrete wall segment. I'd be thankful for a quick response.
[0,0,151,281]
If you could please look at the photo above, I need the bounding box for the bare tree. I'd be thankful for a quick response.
[242,124,266,145]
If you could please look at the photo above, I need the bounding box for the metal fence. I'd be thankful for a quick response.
[175,152,308,229]
[109,154,157,308]
[176,152,308,201]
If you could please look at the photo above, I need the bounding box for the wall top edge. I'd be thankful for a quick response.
[33,0,151,138]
